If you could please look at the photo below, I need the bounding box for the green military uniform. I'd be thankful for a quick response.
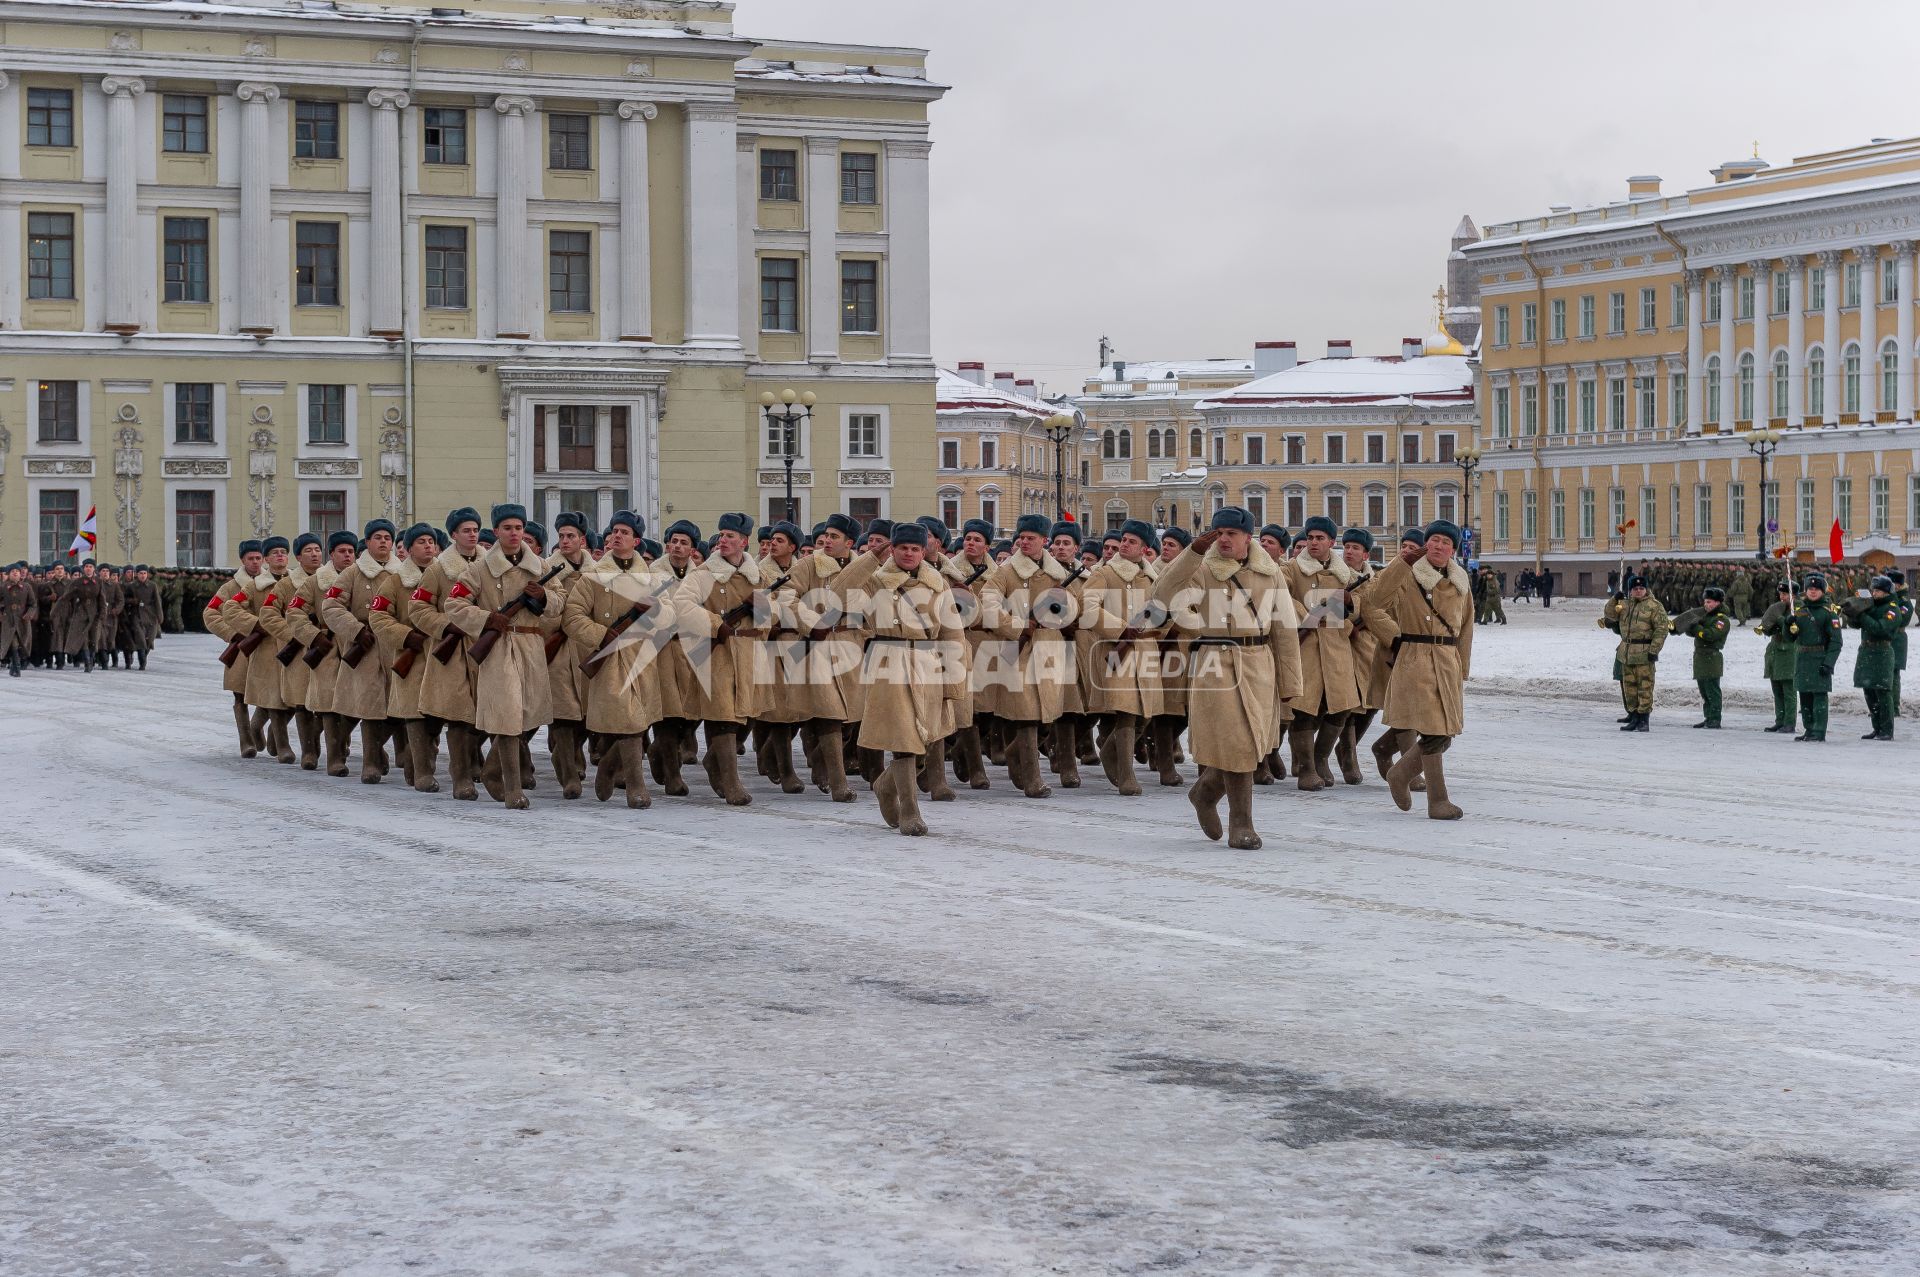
[1726,570,1753,623]
[1889,573,1912,717]
[1671,591,1732,728]
[1756,587,1798,733]
[1850,579,1901,740]
[1787,577,1845,742]
[1600,594,1631,720]
[1603,579,1668,730]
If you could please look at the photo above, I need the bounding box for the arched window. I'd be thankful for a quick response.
[1188,428,1203,459]
[1145,429,1161,459]
[1705,354,1721,421]
[1771,351,1790,418]
[1737,351,1755,422]
[1881,339,1899,414]
[1242,486,1267,526]
[1117,427,1132,459]
[1807,347,1826,416]
[1843,342,1862,415]
[1101,428,1116,460]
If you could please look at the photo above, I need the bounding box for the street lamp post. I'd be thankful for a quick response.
[1455,445,1483,550]
[1045,412,1077,521]
[1746,426,1782,559]
[759,388,816,525]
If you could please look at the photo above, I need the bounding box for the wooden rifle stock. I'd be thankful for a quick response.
[217,633,245,667]
[544,630,567,664]
[582,600,653,677]
[275,636,304,666]
[468,563,568,666]
[301,631,334,670]
[340,624,376,670]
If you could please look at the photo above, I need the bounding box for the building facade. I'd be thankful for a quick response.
[0,0,944,565]
[1466,137,1920,592]
[933,364,1088,534]
[1074,355,1256,532]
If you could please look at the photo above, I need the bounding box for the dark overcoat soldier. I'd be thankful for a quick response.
[1756,582,1798,733]
[0,563,37,676]
[1670,588,1732,729]
[1787,574,1845,742]
[1849,577,1901,740]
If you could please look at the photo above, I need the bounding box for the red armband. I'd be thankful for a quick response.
[205,596,222,610]
[325,586,344,599]
[369,595,392,612]
[263,593,278,608]
[448,582,473,601]
[290,596,307,610]
[230,591,248,605]
[410,587,434,603]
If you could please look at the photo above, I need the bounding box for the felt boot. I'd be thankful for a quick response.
[496,733,529,809]
[269,710,294,764]
[408,719,441,793]
[1422,748,1463,820]
[324,714,352,778]
[296,708,319,771]
[955,725,991,790]
[652,723,689,796]
[447,724,478,800]
[1387,729,1423,812]
[813,721,856,802]
[249,708,271,757]
[1292,723,1326,792]
[873,754,902,828]
[890,755,928,836]
[1311,716,1346,793]
[1101,716,1142,796]
[233,695,257,759]
[1051,717,1081,789]
[1188,765,1226,841]
[1076,716,1098,765]
[618,736,651,809]
[922,738,955,801]
[773,726,805,794]
[551,721,585,799]
[1010,725,1052,798]
[480,734,505,800]
[359,721,385,784]
[1152,717,1184,787]
[1225,770,1262,850]
[594,735,622,802]
[702,726,752,806]
[1336,720,1364,785]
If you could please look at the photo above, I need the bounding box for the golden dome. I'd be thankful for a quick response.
[1423,329,1467,357]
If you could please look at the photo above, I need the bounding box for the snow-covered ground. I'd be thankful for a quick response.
[4,624,1918,1276]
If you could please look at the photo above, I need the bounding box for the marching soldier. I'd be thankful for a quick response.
[1044,520,1092,788]
[321,519,401,784]
[1148,526,1194,787]
[673,512,768,806]
[937,517,1000,790]
[1787,573,1844,743]
[1669,586,1732,729]
[648,519,704,794]
[35,563,62,668]
[62,559,102,672]
[117,566,156,669]
[1,562,36,677]
[1603,574,1667,732]
[543,512,595,799]
[748,520,810,793]
[204,543,266,754]
[1278,515,1363,792]
[219,535,294,763]
[1849,576,1901,741]
[410,509,487,799]
[1336,528,1378,785]
[94,562,123,668]
[774,511,875,803]
[258,533,325,768]
[985,514,1075,799]
[1727,567,1753,624]
[366,523,445,789]
[1756,581,1798,734]
[1078,518,1165,796]
[1150,508,1303,849]
[294,531,363,776]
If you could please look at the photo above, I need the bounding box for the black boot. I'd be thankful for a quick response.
[1619,713,1640,732]
[8,652,19,677]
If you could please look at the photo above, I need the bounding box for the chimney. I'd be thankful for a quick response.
[1014,378,1037,401]
[1327,339,1352,360]
[993,371,1016,394]
[957,361,987,387]
[1254,340,1296,377]
[1113,359,1127,383]
[1401,337,1423,361]
[1627,174,1661,199]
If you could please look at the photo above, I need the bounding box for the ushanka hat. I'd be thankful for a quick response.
[891,522,930,547]
[261,535,290,554]
[446,507,482,534]
[607,511,645,538]
[292,532,323,555]
[327,530,359,552]
[522,521,547,549]
[553,511,589,535]
[1120,519,1156,544]
[1300,515,1338,540]
[822,512,860,539]
[489,503,527,527]
[663,519,701,544]
[961,518,995,541]
[1209,506,1255,534]
[403,522,439,547]
[238,539,265,557]
[1161,526,1193,548]
[1014,513,1051,537]
[1341,527,1375,550]
[1424,520,1463,549]
[863,518,894,541]
[362,518,398,540]
[716,512,754,537]
[1049,520,1082,544]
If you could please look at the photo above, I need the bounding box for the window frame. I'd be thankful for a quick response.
[26,86,74,148]
[840,259,879,334]
[759,256,800,332]
[423,107,469,166]
[759,148,799,202]
[37,379,80,444]
[840,151,878,205]
[26,210,76,300]
[306,384,348,446]
[173,382,215,444]
[294,220,341,307]
[547,229,593,314]
[547,113,593,171]
[162,93,209,154]
[423,224,469,310]
[292,99,341,160]
[163,215,210,304]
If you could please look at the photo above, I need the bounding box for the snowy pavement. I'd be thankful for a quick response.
[3,627,1918,1276]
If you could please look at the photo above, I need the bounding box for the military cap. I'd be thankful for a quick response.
[1777,581,1793,595]
[1803,573,1827,591]
[756,525,773,542]
[916,514,948,538]
[553,511,589,534]
[1049,520,1083,544]
[1014,513,1052,538]
[1888,569,1907,586]
[663,519,701,544]
[261,535,291,554]
[863,518,894,541]
[992,539,1014,556]
[489,503,527,528]
[1259,523,1290,547]
[822,512,860,539]
[1424,520,1463,549]
[363,518,398,540]
[1101,529,1124,545]
[1871,575,1893,593]
[641,539,663,559]
[237,539,264,557]
[716,512,754,537]
[1119,518,1156,545]
[327,530,359,552]
[1401,527,1427,547]
[961,518,996,541]
[1300,515,1338,540]
[1703,586,1726,602]
[446,506,482,535]
[891,521,930,547]
[523,521,547,550]
[478,529,498,546]
[1341,527,1375,550]
[584,530,602,552]
[402,522,439,548]
[1161,526,1193,548]
[292,532,322,555]
[1625,574,1648,591]
[768,520,804,546]
[694,539,711,557]
[1210,506,1255,534]
[607,511,644,537]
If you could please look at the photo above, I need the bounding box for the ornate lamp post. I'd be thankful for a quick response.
[1746,426,1782,559]
[759,388,816,524]
[1044,412,1077,520]
[1455,444,1483,548]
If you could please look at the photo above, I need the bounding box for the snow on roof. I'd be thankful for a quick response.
[936,368,1058,420]
[1089,358,1257,387]
[15,0,718,38]
[1197,354,1474,411]
[737,60,936,88]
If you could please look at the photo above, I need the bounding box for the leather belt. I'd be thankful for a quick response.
[1192,635,1266,647]
[508,624,543,635]
[1397,634,1458,647]
[865,636,938,649]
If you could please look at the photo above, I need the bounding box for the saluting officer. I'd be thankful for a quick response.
[1787,573,1844,743]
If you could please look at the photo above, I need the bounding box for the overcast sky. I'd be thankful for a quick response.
[765,0,1920,395]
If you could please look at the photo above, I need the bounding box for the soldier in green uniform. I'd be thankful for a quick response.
[1756,581,1798,733]
[1727,568,1753,623]
[1603,574,1668,731]
[1849,576,1901,740]
[1787,573,1844,742]
[1670,586,1732,728]
[1600,589,1631,722]
[1887,569,1911,717]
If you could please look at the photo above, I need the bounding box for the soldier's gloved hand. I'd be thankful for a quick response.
[808,626,831,643]
[483,611,510,635]
[403,629,426,653]
[714,620,736,643]
[522,581,547,605]
[1647,654,1657,664]
[1821,665,1835,679]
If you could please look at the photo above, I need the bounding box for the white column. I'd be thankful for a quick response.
[594,406,613,472]
[234,82,279,334]
[542,407,557,473]
[1858,246,1879,421]
[1715,263,1736,433]
[492,95,536,338]
[1685,269,1705,434]
[616,101,656,341]
[885,138,934,364]
[1784,254,1805,429]
[1820,249,1843,426]
[1749,259,1770,423]
[100,76,145,333]
[1897,242,1916,423]
[682,100,741,348]
[736,130,759,361]
[366,90,409,339]
[804,135,841,363]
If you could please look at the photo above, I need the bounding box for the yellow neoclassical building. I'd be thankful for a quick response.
[933,364,1089,535]
[0,0,944,564]
[1467,136,1920,591]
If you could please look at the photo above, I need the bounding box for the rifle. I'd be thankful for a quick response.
[711,573,790,644]
[340,623,377,670]
[581,598,656,678]
[391,632,426,679]
[544,630,568,665]
[1020,561,1085,652]
[467,563,568,666]
[301,630,334,670]
[217,633,245,667]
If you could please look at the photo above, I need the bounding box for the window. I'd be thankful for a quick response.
[1884,341,1900,412]
[847,413,882,459]
[1872,474,1891,532]
[1577,379,1596,432]
[841,152,877,205]
[27,212,75,300]
[1729,483,1746,540]
[1368,489,1388,528]
[981,439,996,468]
[841,260,878,332]
[1402,489,1423,527]
[1247,435,1266,465]
[39,489,78,566]
[1641,486,1658,538]
[163,217,210,303]
[1772,352,1790,417]
[1637,375,1656,429]
[1365,433,1386,463]
[1705,355,1721,422]
[548,114,591,170]
[1670,373,1686,429]
[1286,491,1307,526]
[1111,428,1132,459]
[293,100,339,159]
[1494,490,1510,542]
[1521,489,1537,541]
[174,383,214,444]
[1809,265,1826,311]
[1797,478,1815,535]
[1521,385,1538,436]
[1550,489,1566,541]
[1494,386,1511,439]
[1834,476,1853,531]
[848,496,882,523]
[1607,378,1625,431]
[1807,348,1826,416]
[1550,298,1566,341]
[1435,491,1455,524]
[1521,302,1537,344]
[1695,484,1712,537]
[1737,274,1754,320]
[760,257,799,332]
[1844,344,1861,415]
[1609,291,1626,334]
[759,148,798,201]
[295,222,340,306]
[1326,490,1346,525]
[1188,428,1202,459]
[307,384,346,444]
[1884,257,1901,305]
[940,440,959,470]
[423,108,468,165]
[26,87,73,147]
[940,493,960,529]
[1578,294,1594,338]
[556,405,595,470]
[1671,486,1681,543]
[308,490,347,538]
[1737,352,1754,421]
[1844,261,1862,309]
[980,496,997,529]
[423,225,469,310]
[1549,382,1567,434]
[1146,429,1162,460]
[1764,479,1780,532]
[37,380,78,443]
[1774,270,1791,316]
[548,230,592,312]
[1671,282,1686,326]
[1640,287,1657,330]
[1101,428,1116,460]
[1401,433,1420,464]
[1579,488,1595,541]
[163,94,209,153]
[1494,305,1509,346]
[1325,434,1345,464]
[175,490,214,567]
[1706,279,1722,323]
[1245,493,1266,526]
[1611,487,1627,537]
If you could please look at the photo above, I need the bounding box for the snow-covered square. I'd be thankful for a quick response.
[4,610,1918,1275]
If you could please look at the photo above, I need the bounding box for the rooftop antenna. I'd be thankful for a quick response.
[1098,335,1113,369]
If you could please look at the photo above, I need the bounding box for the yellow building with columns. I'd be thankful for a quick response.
[0,0,944,564]
[1466,137,1920,592]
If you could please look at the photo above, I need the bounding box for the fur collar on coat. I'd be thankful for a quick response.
[1203,543,1279,582]
[1292,550,1357,587]
[1412,556,1471,596]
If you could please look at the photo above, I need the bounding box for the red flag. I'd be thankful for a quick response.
[1828,519,1845,564]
